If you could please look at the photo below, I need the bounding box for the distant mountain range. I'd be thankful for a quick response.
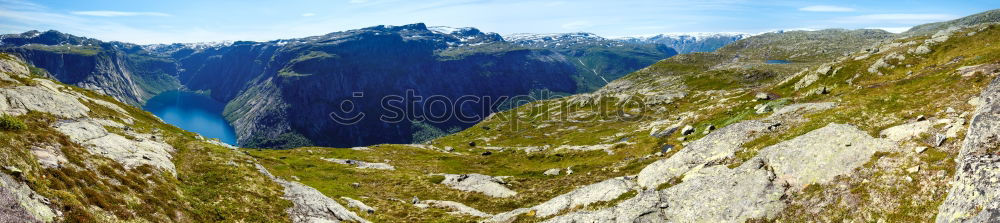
[2,24,738,148]
[616,32,750,54]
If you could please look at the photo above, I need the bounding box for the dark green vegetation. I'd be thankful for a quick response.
[0,114,26,131]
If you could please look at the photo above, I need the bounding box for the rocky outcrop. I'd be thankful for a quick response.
[545,123,894,222]
[439,174,517,198]
[0,59,176,173]
[0,172,57,223]
[256,164,369,223]
[767,102,837,118]
[55,118,176,173]
[936,75,1000,222]
[636,120,773,188]
[341,197,375,214]
[0,81,91,118]
[322,158,395,170]
[757,123,895,188]
[418,200,492,217]
[880,120,932,142]
[489,176,637,222]
[654,160,786,222]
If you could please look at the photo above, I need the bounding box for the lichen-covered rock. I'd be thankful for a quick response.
[420,200,492,217]
[440,174,517,198]
[656,160,787,222]
[880,120,932,142]
[936,75,1000,223]
[793,72,820,90]
[341,197,375,214]
[0,84,90,118]
[543,168,561,176]
[55,118,176,173]
[527,177,635,218]
[767,102,837,119]
[29,144,67,169]
[256,164,369,223]
[321,158,395,170]
[637,120,772,188]
[0,173,57,222]
[543,190,663,223]
[758,123,895,187]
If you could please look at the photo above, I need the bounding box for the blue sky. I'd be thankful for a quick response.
[1,0,997,44]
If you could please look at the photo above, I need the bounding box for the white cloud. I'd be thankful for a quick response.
[561,21,592,30]
[799,5,855,12]
[302,13,316,17]
[71,11,170,17]
[839,13,957,24]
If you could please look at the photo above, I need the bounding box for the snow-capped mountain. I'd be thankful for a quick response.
[503,32,631,49]
[142,41,234,55]
[617,32,750,54]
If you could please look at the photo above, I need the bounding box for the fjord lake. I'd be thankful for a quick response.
[144,90,239,145]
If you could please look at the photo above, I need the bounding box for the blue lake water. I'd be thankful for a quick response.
[144,90,238,145]
[765,60,791,64]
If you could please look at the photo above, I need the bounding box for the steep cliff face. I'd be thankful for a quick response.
[218,24,579,147]
[0,30,180,105]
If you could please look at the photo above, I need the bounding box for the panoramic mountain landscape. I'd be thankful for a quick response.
[2,0,1000,222]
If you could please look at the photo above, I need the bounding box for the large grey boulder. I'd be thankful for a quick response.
[341,197,375,214]
[321,158,395,170]
[255,164,369,223]
[29,144,67,169]
[0,84,90,118]
[543,189,663,223]
[542,168,561,176]
[637,120,772,188]
[440,174,517,198]
[758,123,895,187]
[880,120,932,142]
[55,118,176,173]
[487,177,637,222]
[550,159,785,223]
[419,200,492,217]
[767,102,837,119]
[936,75,1000,223]
[656,160,787,222]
